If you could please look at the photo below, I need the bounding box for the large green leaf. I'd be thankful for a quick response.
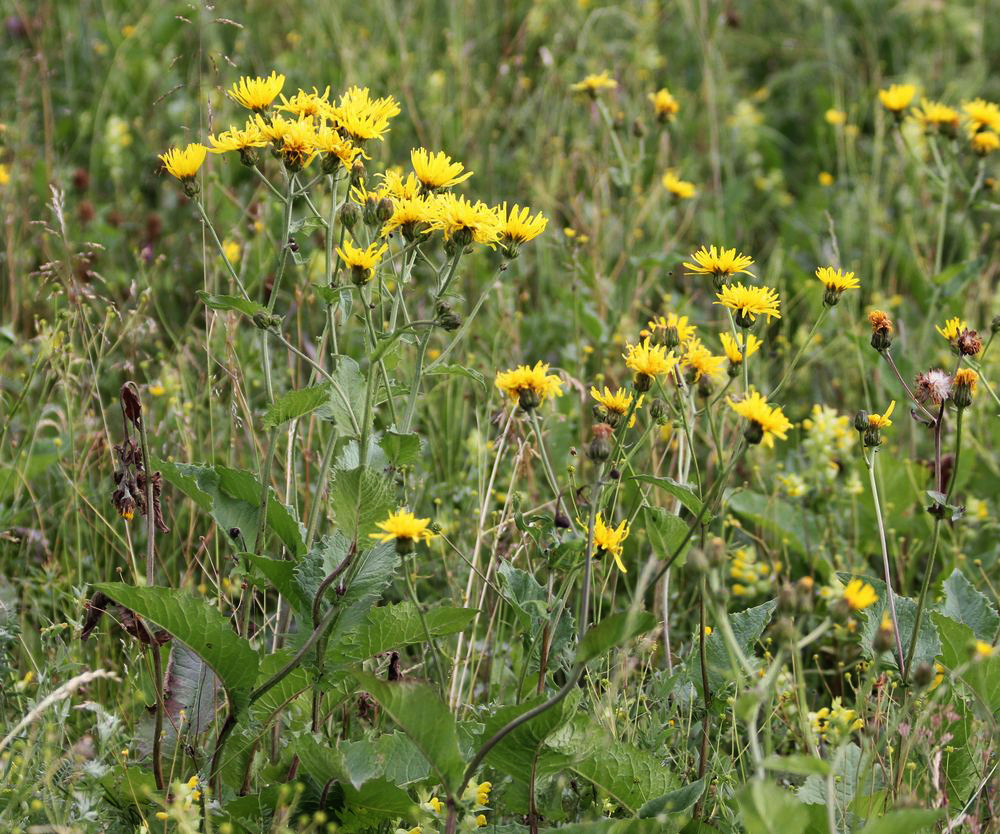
[351,671,465,793]
[643,507,691,565]
[197,291,267,319]
[736,781,809,834]
[688,600,776,694]
[498,561,575,671]
[630,475,703,515]
[857,809,946,834]
[637,778,706,818]
[576,610,657,664]
[94,583,258,712]
[337,602,477,661]
[940,569,999,641]
[539,823,667,834]
[379,430,422,467]
[480,690,581,778]
[245,555,313,623]
[318,355,366,438]
[797,743,877,807]
[341,732,431,787]
[329,466,395,543]
[728,490,821,557]
[324,540,400,650]
[933,613,1000,711]
[262,384,333,429]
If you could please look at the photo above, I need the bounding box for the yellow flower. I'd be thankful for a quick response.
[314,124,361,168]
[974,640,995,659]
[331,85,401,142]
[962,98,1000,133]
[495,361,563,409]
[276,117,317,171]
[592,512,630,573]
[818,171,834,186]
[684,245,755,282]
[681,338,725,381]
[207,123,267,154]
[719,331,761,364]
[816,266,859,293]
[936,316,966,343]
[411,148,473,190]
[278,86,331,118]
[825,108,847,125]
[623,337,678,380]
[913,99,959,132]
[336,240,388,283]
[253,113,293,144]
[867,400,895,429]
[662,169,697,199]
[649,88,679,121]
[571,71,617,95]
[381,196,437,240]
[644,312,696,346]
[379,170,423,200]
[159,143,207,181]
[475,814,487,828]
[496,203,548,247]
[590,386,642,427]
[370,509,436,544]
[878,83,916,113]
[727,389,792,447]
[223,240,240,263]
[971,130,1000,156]
[428,193,502,246]
[842,579,878,611]
[953,368,978,403]
[228,72,285,111]
[0,163,9,185]
[714,283,781,326]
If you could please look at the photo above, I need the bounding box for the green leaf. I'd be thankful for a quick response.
[728,490,821,557]
[736,781,809,834]
[933,613,1000,711]
[539,823,667,834]
[498,561,575,671]
[351,671,465,793]
[576,610,657,664]
[638,778,705,818]
[630,475,702,515]
[940,569,999,641]
[197,291,266,319]
[323,540,400,650]
[762,753,830,776]
[378,430,422,467]
[341,732,431,787]
[480,690,581,778]
[643,507,690,564]
[338,602,477,661]
[318,356,366,438]
[262,384,332,429]
[424,363,487,391]
[329,466,394,543]
[94,583,258,712]
[857,809,946,834]
[245,555,313,623]
[797,743,876,806]
[688,601,776,694]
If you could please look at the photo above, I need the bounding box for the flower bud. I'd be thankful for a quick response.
[452,226,474,249]
[650,398,667,423]
[633,372,653,393]
[252,310,282,331]
[518,387,541,412]
[434,302,461,332]
[777,583,798,614]
[771,616,798,644]
[363,197,379,227]
[587,423,614,461]
[706,536,726,568]
[853,410,869,433]
[697,375,714,399]
[321,153,341,175]
[992,315,1000,335]
[350,160,366,190]
[376,196,394,224]
[873,618,895,653]
[239,147,260,168]
[687,548,709,573]
[871,324,892,351]
[912,661,934,688]
[339,200,361,230]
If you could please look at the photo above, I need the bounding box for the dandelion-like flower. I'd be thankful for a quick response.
[643,312,696,348]
[571,71,617,96]
[278,87,331,119]
[496,203,547,257]
[962,98,1000,133]
[428,193,502,248]
[228,72,285,111]
[971,130,1000,156]
[720,331,761,365]
[868,309,893,351]
[952,368,978,409]
[815,266,860,306]
[590,386,641,428]
[159,144,207,188]
[878,83,916,114]
[681,338,725,382]
[862,400,894,447]
[381,196,436,241]
[623,337,678,391]
[649,88,679,122]
[411,148,473,190]
[591,513,630,573]
[842,579,878,611]
[207,123,267,154]
[314,124,361,172]
[936,316,966,344]
[727,389,792,447]
[684,245,755,287]
[825,109,847,125]
[379,170,423,201]
[495,361,563,411]
[913,99,959,133]
[371,510,435,555]
[277,117,318,172]
[714,283,781,328]
[662,170,697,199]
[867,400,895,429]
[336,240,388,284]
[332,86,401,142]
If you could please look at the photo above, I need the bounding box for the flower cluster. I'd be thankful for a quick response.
[878,83,1000,156]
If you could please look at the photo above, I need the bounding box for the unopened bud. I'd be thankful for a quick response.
[650,398,667,422]
[853,411,869,433]
[912,661,934,688]
[435,302,461,332]
[587,423,614,461]
[376,196,394,224]
[518,387,541,412]
[777,583,797,614]
[633,372,653,393]
[339,200,361,229]
[688,548,709,573]
[350,160,366,189]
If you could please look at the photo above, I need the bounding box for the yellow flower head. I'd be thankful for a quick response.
[314,124,361,168]
[277,117,318,171]
[681,338,725,381]
[715,282,781,327]
[253,113,292,144]
[278,86,331,118]
[159,143,207,181]
[207,123,267,154]
[962,98,1000,133]
[825,109,847,125]
[380,170,423,201]
[971,130,1000,156]
[428,193,502,246]
[662,170,697,199]
[913,99,959,132]
[684,245,755,281]
[332,86,401,142]
[496,203,548,246]
[974,640,995,659]
[878,83,916,113]
[842,579,878,611]
[727,389,792,447]
[370,509,436,544]
[571,71,617,96]
[643,312,697,346]
[719,331,761,364]
[381,196,437,239]
[936,316,966,343]
[495,361,564,409]
[867,400,895,429]
[590,386,642,427]
[649,88,679,121]
[336,240,388,283]
[816,266,860,293]
[228,72,285,111]
[953,368,978,403]
[623,337,679,380]
[411,148,473,190]
[592,512,630,573]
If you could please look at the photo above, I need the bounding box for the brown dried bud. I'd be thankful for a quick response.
[956,328,982,357]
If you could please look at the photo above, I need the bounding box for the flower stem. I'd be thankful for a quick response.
[770,306,829,398]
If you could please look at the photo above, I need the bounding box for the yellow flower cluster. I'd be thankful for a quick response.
[878,84,1000,155]
[729,547,775,597]
[495,361,564,410]
[809,697,863,743]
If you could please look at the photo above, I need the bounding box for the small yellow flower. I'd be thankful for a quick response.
[475,814,488,828]
[825,108,847,125]
[953,368,978,404]
[496,203,548,246]
[228,72,285,111]
[936,316,966,343]
[727,389,792,447]
[223,240,241,263]
[816,266,859,294]
[495,361,564,408]
[662,169,697,199]
[818,171,834,186]
[974,640,995,659]
[276,117,318,171]
[714,283,781,326]
[336,240,388,283]
[590,386,642,427]
[867,400,895,429]
[159,143,207,181]
[410,148,473,190]
[592,512,630,573]
[684,245,755,281]
[913,99,959,132]
[643,312,696,346]
[0,163,9,185]
[314,124,362,168]
[681,338,725,381]
[719,331,761,364]
[962,98,1000,133]
[971,130,1000,156]
[381,196,437,239]
[878,83,916,113]
[278,86,331,119]
[428,193,502,246]
[370,509,436,544]
[379,170,423,200]
[207,123,267,154]
[331,85,401,142]
[649,88,679,121]
[149,383,166,397]
[571,71,617,96]
[623,337,678,380]
[842,579,878,611]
